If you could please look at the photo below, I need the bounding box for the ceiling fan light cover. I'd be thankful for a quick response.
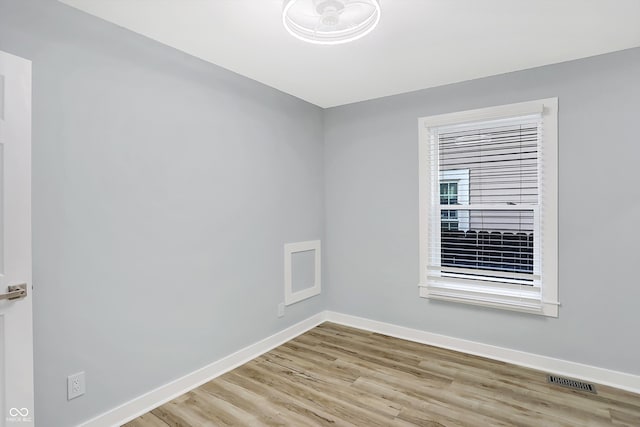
[283,0,381,45]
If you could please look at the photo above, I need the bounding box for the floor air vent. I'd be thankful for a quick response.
[547,375,596,393]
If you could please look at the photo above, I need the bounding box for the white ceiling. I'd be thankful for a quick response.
[59,0,640,108]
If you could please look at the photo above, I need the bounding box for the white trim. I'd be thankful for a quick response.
[418,120,431,311]
[284,240,322,305]
[324,311,640,395]
[79,311,640,426]
[422,99,545,128]
[418,98,559,317]
[539,98,559,317]
[79,312,328,427]
[419,286,545,315]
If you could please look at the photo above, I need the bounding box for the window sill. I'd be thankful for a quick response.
[418,283,559,317]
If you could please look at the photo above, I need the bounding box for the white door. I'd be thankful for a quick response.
[0,51,34,427]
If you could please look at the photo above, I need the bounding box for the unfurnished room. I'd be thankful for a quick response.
[0,1,639,426]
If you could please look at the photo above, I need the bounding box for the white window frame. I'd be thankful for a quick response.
[418,98,559,317]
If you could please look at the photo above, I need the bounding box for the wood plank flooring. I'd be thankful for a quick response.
[124,322,640,426]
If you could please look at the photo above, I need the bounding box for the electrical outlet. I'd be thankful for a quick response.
[277,302,285,318]
[67,371,86,400]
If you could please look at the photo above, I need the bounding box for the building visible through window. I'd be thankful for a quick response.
[440,181,458,231]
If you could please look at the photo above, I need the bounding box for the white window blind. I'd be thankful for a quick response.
[418,99,558,316]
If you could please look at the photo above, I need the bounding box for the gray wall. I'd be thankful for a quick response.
[0,1,325,426]
[324,48,640,376]
[2,0,640,425]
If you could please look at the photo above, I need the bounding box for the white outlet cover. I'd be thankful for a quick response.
[277,302,285,318]
[68,371,86,400]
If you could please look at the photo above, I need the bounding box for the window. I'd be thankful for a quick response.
[440,182,458,230]
[439,169,469,232]
[418,99,558,316]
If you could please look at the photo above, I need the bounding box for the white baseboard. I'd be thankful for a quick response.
[325,311,640,395]
[80,312,327,427]
[81,310,640,426]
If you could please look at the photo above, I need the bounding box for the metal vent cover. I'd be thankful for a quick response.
[547,375,596,394]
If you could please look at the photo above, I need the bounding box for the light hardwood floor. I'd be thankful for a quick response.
[124,322,640,426]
